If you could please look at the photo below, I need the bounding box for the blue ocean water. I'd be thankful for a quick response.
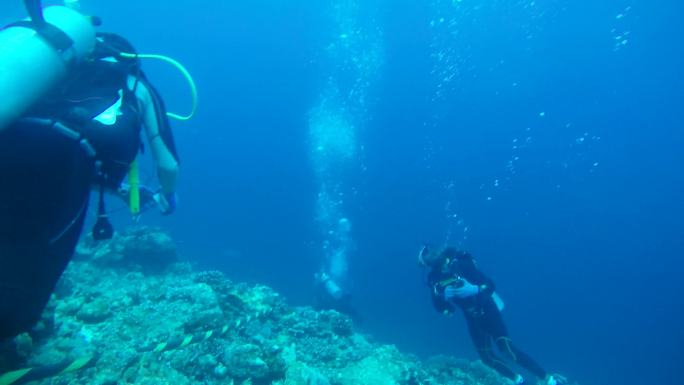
[2,1,683,385]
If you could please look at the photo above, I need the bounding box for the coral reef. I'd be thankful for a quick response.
[74,226,177,272]
[0,227,572,385]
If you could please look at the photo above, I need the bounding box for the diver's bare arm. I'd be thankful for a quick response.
[129,76,179,194]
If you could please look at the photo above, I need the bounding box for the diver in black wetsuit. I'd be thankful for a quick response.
[0,26,180,341]
[419,245,561,385]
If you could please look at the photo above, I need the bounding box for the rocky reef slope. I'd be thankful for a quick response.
[0,227,568,385]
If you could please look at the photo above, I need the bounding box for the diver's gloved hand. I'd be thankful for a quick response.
[117,184,157,212]
[138,185,158,212]
[154,191,177,215]
[444,279,480,300]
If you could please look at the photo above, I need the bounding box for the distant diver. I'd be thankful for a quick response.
[419,245,563,385]
[0,1,193,341]
[313,271,359,321]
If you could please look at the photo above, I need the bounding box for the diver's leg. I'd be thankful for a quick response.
[466,315,517,380]
[494,336,547,379]
[484,304,548,379]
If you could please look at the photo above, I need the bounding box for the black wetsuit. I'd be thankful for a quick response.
[428,248,547,381]
[0,53,148,340]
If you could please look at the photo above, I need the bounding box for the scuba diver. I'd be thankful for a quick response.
[0,1,192,341]
[419,245,562,385]
[313,271,359,321]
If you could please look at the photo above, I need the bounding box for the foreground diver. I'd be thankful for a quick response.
[0,3,182,341]
[419,245,561,385]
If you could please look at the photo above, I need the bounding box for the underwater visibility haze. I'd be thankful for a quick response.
[1,1,682,385]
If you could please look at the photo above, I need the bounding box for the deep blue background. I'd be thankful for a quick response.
[2,2,683,385]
